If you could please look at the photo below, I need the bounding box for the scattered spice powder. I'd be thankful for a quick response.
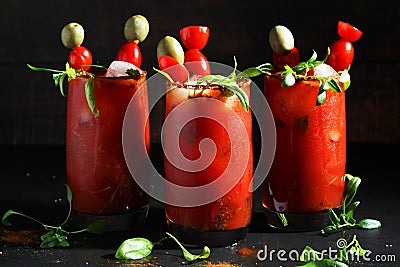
[202,261,240,267]
[0,228,40,244]
[235,247,259,257]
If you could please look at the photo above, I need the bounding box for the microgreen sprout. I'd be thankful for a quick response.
[1,184,105,248]
[297,234,367,266]
[321,174,382,235]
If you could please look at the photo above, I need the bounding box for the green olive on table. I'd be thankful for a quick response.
[156,36,185,64]
[124,14,150,43]
[61,22,84,49]
[269,25,294,55]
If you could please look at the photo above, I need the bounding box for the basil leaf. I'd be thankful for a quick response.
[345,201,360,225]
[166,232,210,262]
[84,76,99,118]
[197,75,249,112]
[115,237,154,260]
[327,79,342,92]
[328,208,341,226]
[282,72,295,87]
[65,184,73,203]
[339,70,350,84]
[242,67,264,77]
[343,175,361,205]
[308,50,318,63]
[316,91,326,106]
[86,220,106,234]
[2,210,17,226]
[356,219,382,229]
[300,246,323,262]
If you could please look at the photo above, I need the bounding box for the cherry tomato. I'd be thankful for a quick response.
[180,26,209,50]
[184,49,211,76]
[272,47,300,71]
[116,42,142,68]
[326,39,354,71]
[158,55,189,83]
[68,46,92,71]
[337,21,363,42]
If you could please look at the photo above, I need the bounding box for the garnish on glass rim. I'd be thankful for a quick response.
[115,231,210,262]
[155,56,250,112]
[1,184,105,248]
[242,49,351,106]
[28,63,140,118]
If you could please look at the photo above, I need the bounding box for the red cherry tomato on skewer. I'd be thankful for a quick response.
[180,26,210,50]
[326,39,354,72]
[68,45,92,71]
[337,21,363,42]
[184,49,211,76]
[158,55,189,83]
[116,42,142,68]
[272,47,300,71]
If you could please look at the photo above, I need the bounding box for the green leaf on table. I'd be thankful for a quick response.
[86,220,106,234]
[115,237,154,260]
[356,218,382,229]
[322,173,382,235]
[299,246,324,262]
[2,185,105,249]
[2,210,18,226]
[166,232,210,262]
[40,228,69,248]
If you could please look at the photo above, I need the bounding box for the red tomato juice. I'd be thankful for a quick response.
[66,74,149,215]
[164,79,253,234]
[263,75,346,214]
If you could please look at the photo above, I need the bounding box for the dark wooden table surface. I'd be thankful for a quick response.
[0,143,399,266]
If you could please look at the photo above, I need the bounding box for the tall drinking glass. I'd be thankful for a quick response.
[66,73,150,231]
[262,73,346,231]
[163,78,253,246]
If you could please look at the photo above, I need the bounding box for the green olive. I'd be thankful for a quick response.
[124,15,149,43]
[269,25,294,55]
[156,36,184,64]
[61,22,84,49]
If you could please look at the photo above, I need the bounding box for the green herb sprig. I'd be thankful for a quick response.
[322,174,382,235]
[115,232,210,262]
[28,63,99,117]
[154,56,250,112]
[242,49,351,106]
[1,184,105,248]
[297,234,366,266]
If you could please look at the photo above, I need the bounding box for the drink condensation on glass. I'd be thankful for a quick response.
[262,67,346,231]
[163,78,253,246]
[66,72,150,231]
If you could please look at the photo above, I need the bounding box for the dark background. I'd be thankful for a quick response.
[0,0,399,145]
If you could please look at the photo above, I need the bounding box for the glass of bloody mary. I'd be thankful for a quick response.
[163,76,253,246]
[262,68,346,231]
[66,71,150,231]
